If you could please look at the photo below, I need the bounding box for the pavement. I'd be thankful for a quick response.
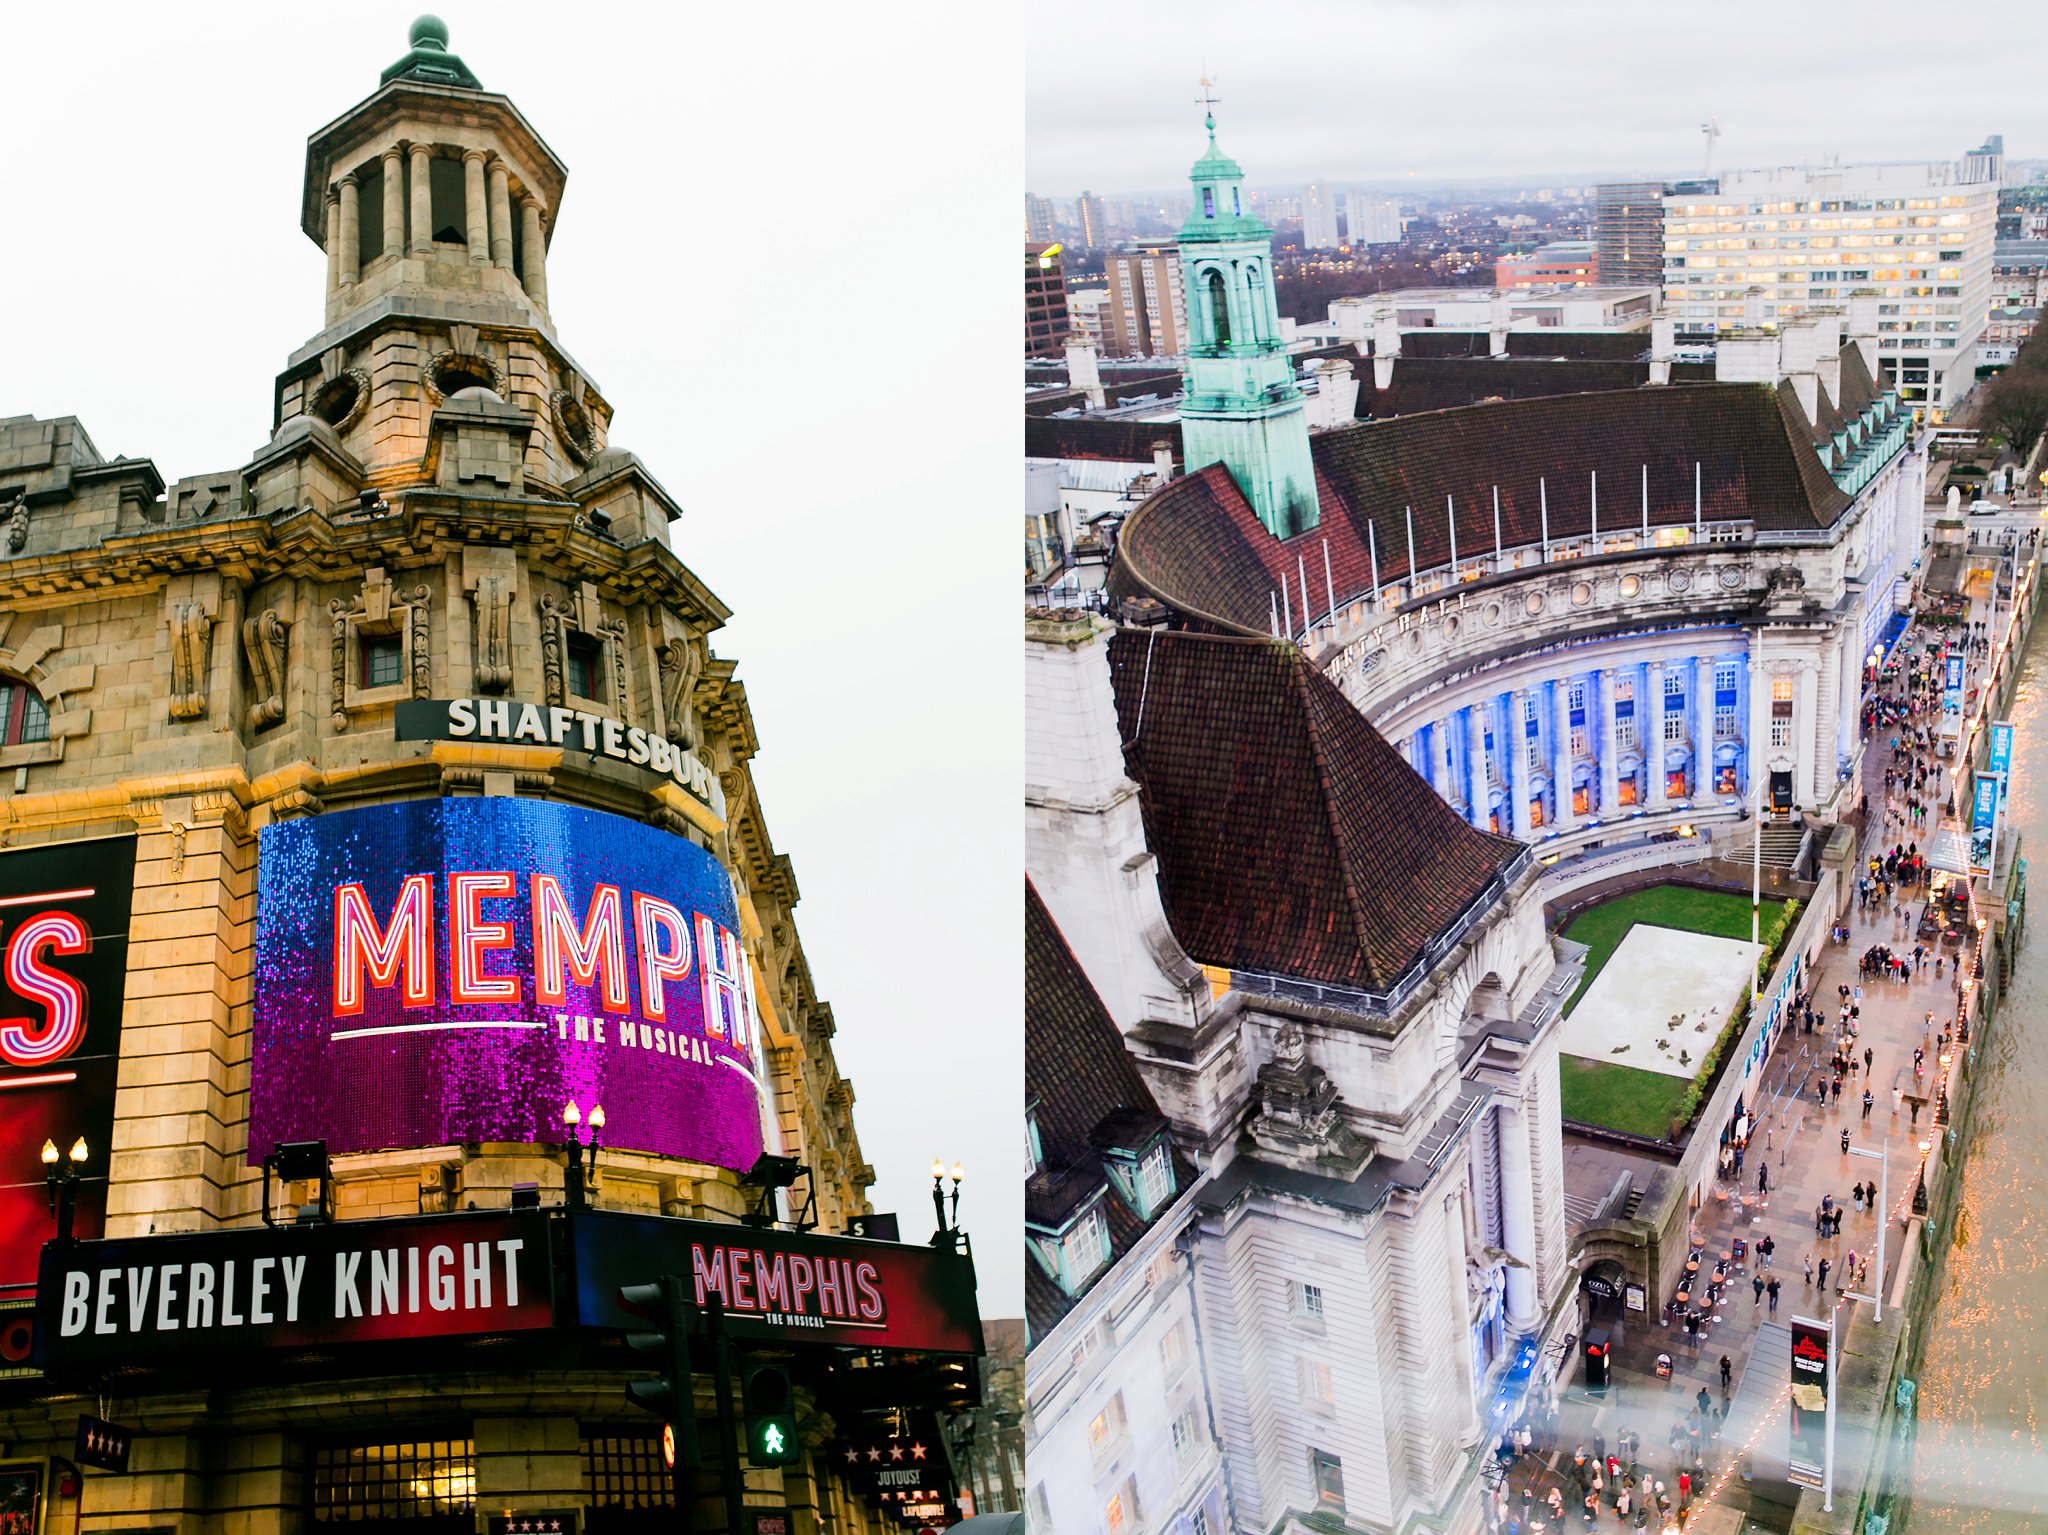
[1487,583,2007,1533]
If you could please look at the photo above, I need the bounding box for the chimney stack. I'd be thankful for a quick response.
[1065,333,1105,410]
[1373,305,1401,391]
[1650,314,1675,386]
[1846,290,1881,374]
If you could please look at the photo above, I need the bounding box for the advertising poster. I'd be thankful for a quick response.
[0,836,137,1294]
[1970,773,1999,876]
[249,800,766,1172]
[1788,1316,1830,1489]
[1940,654,1965,750]
[0,1467,41,1535]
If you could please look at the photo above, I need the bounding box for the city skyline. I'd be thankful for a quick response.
[1027,0,2047,196]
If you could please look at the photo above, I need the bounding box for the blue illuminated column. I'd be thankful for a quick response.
[1692,655,1715,799]
[1597,667,1620,816]
[1509,687,1534,839]
[1551,677,1574,830]
[1466,702,1488,829]
[1433,718,1456,808]
[1648,660,1668,806]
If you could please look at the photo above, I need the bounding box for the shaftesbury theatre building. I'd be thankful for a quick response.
[0,21,979,1535]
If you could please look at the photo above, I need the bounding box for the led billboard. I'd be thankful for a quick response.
[249,800,765,1171]
[0,836,136,1294]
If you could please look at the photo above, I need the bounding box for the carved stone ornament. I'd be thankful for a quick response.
[471,572,516,693]
[167,602,214,720]
[407,584,433,699]
[552,388,598,464]
[5,493,26,554]
[308,366,372,433]
[329,597,351,730]
[421,347,506,404]
[538,592,571,706]
[1246,1019,1372,1178]
[657,637,703,749]
[600,617,630,722]
[242,609,289,730]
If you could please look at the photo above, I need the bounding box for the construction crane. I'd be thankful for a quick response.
[1701,117,1721,178]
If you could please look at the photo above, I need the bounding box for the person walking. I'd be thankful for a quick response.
[1758,1161,1770,1196]
[1805,1253,1814,1286]
[1768,1276,1781,1314]
[1841,1127,1852,1154]
[1864,1045,1875,1074]
[1818,1256,1832,1291]
[1752,1274,1765,1306]
[1862,1089,1875,1121]
[1760,1234,1775,1268]
[1719,1354,1732,1395]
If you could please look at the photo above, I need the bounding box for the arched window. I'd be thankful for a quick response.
[0,677,49,746]
[1207,269,1231,346]
[1243,263,1262,341]
[1202,186,1215,219]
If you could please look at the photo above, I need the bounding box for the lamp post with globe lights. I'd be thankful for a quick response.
[42,1135,88,1243]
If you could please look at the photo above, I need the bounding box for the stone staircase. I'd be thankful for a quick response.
[1756,823,1808,872]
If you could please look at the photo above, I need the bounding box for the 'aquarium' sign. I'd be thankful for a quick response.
[248,799,766,1172]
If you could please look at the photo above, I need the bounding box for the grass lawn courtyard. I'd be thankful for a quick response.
[1555,884,1788,1138]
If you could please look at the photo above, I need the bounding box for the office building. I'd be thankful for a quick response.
[1495,240,1599,289]
[1595,181,1667,287]
[1076,191,1107,248]
[1344,189,1402,246]
[1027,241,1070,356]
[1026,191,1057,243]
[1662,149,2000,411]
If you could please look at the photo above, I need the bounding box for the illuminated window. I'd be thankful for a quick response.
[1772,676,1794,702]
[1089,1396,1127,1462]
[311,1436,475,1524]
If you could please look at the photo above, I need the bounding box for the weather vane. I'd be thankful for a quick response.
[1196,71,1220,133]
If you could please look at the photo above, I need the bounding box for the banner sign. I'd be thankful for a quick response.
[571,1210,982,1355]
[1940,655,1965,746]
[73,1415,133,1472]
[0,836,137,1292]
[248,799,766,1173]
[1990,720,2015,876]
[1971,773,1999,875]
[33,1210,554,1369]
[395,700,723,816]
[1788,1316,1830,1489]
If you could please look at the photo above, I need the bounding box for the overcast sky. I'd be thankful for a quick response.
[1029,0,2048,195]
[0,3,1018,1312]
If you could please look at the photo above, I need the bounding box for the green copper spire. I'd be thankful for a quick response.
[381,15,483,90]
[1175,109,1319,541]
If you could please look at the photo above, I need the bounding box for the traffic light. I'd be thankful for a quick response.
[619,1277,699,1468]
[743,1362,798,1467]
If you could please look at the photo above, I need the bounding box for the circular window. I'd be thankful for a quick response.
[1484,602,1503,627]
[308,368,370,432]
[1571,582,1593,607]
[1442,616,1460,639]
[553,389,599,463]
[1525,592,1545,617]
[422,349,506,403]
[1407,629,1424,654]
[1619,574,1641,599]
[1720,566,1743,589]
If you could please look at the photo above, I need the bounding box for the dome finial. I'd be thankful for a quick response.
[410,15,449,51]
[1197,72,1221,144]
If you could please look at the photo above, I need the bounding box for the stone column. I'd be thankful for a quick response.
[488,157,515,269]
[1693,655,1717,799]
[1551,677,1574,829]
[463,149,490,263]
[337,174,360,288]
[409,142,433,253]
[1796,660,1820,806]
[1509,688,1534,839]
[1597,667,1620,817]
[1648,660,1668,806]
[1433,718,1455,808]
[1497,1097,1538,1330]
[1465,702,1488,829]
[381,145,405,260]
[520,195,549,308]
[323,187,341,296]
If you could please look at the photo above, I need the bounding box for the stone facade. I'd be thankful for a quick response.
[0,23,908,1535]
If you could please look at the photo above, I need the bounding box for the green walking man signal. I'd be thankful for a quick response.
[619,1276,702,1469]
[743,1362,799,1467]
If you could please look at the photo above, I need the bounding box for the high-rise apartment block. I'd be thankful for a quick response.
[1302,179,1342,249]
[1344,189,1402,246]
[1105,239,1188,356]
[1595,181,1667,287]
[1027,242,1070,356]
[1662,150,2000,411]
[1076,191,1107,248]
[1025,191,1057,243]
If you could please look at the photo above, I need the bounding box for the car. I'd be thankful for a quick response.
[1968,500,2006,516]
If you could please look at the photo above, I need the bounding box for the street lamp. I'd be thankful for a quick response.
[43,1135,88,1242]
[930,1159,965,1241]
[561,1100,603,1210]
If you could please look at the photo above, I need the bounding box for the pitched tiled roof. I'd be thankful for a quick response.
[1356,357,1652,417]
[1026,415,1183,465]
[1105,628,1520,990]
[1114,382,1852,633]
[1024,880,1190,1340]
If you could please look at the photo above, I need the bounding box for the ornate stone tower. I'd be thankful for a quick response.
[1176,113,1320,540]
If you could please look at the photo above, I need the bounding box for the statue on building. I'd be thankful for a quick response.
[1246,1019,1371,1178]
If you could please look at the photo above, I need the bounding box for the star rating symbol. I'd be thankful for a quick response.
[909,1442,927,1461]
[889,1443,905,1461]
[843,1447,859,1465]
[866,1446,882,1463]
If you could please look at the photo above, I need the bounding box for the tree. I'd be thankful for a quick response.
[1981,312,2048,457]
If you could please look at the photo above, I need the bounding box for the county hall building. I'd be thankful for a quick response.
[1025,112,1920,1535]
[0,21,979,1535]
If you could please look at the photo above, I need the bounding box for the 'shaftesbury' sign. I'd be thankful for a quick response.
[396,699,723,815]
[34,1211,554,1368]
[247,799,767,1172]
